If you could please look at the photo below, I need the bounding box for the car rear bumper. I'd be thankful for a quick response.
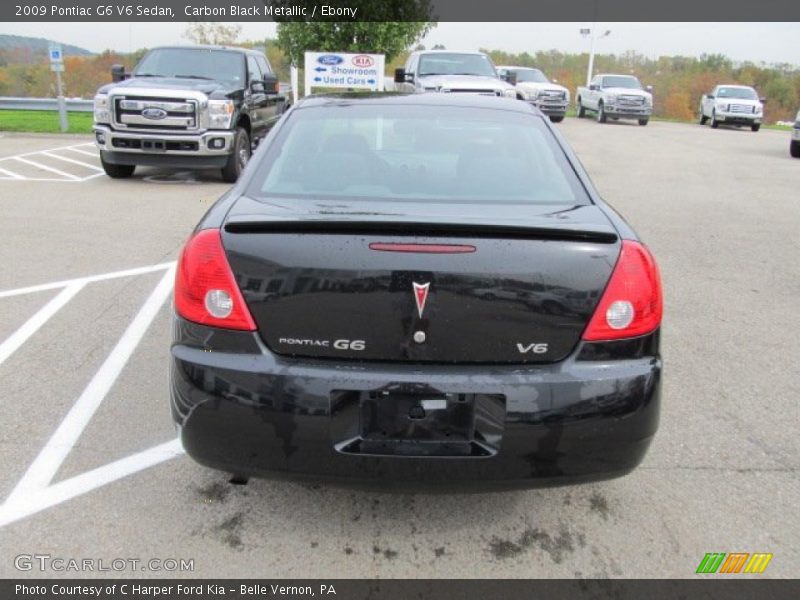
[170,317,661,491]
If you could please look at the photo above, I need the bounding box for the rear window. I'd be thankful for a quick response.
[247,104,588,206]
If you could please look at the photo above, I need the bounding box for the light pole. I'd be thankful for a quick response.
[581,26,611,86]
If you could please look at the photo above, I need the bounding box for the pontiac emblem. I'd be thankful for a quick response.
[412,282,430,318]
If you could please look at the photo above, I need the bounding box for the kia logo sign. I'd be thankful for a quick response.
[141,107,168,120]
[317,54,344,66]
[352,55,375,68]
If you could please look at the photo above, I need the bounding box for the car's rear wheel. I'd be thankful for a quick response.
[550,115,564,123]
[751,123,761,132]
[638,119,649,126]
[576,99,585,118]
[221,127,250,183]
[100,153,135,178]
[711,111,719,129]
[597,102,607,123]
[790,140,800,158]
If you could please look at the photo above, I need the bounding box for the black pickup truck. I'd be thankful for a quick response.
[92,45,289,182]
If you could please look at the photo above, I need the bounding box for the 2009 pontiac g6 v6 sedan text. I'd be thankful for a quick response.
[170,93,663,490]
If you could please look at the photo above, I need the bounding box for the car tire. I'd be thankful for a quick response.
[751,123,761,132]
[790,140,800,158]
[100,153,135,178]
[638,119,649,126]
[699,109,708,125]
[711,111,719,129]
[576,100,585,118]
[597,102,607,123]
[550,116,565,123]
[221,126,250,183]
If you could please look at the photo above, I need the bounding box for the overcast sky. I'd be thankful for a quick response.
[2,22,798,66]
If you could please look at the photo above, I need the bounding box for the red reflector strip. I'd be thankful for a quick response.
[368,243,476,254]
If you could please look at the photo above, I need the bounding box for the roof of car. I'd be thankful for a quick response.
[294,92,539,115]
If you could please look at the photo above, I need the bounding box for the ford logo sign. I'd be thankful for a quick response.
[141,107,167,120]
[318,54,343,66]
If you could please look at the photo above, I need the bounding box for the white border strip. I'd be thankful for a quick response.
[42,151,103,171]
[11,156,81,181]
[5,266,176,503]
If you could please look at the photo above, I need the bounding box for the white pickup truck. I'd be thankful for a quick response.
[699,85,764,132]
[791,110,800,158]
[576,74,653,126]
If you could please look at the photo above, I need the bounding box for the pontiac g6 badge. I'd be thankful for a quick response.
[413,282,430,318]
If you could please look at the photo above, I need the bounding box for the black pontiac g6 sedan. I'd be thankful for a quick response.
[170,93,662,490]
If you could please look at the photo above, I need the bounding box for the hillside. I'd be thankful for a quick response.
[0,34,92,59]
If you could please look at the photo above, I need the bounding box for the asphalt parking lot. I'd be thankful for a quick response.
[0,119,797,579]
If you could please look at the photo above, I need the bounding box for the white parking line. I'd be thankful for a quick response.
[0,142,95,162]
[0,261,175,299]
[41,151,103,171]
[0,166,23,179]
[0,282,84,368]
[0,439,184,527]
[11,156,82,181]
[4,266,176,504]
[66,147,99,158]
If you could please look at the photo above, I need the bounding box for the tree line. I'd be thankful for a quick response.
[1,42,797,123]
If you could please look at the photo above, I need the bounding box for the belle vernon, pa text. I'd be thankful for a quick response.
[46,4,359,18]
[16,583,338,597]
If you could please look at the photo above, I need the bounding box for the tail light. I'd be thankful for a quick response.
[582,240,662,341]
[174,228,256,331]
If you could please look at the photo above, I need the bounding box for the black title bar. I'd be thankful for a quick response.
[4,0,800,22]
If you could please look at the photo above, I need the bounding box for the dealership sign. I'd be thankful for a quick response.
[303,52,385,96]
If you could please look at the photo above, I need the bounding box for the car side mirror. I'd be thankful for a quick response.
[250,81,266,94]
[646,85,653,92]
[706,94,715,99]
[262,73,279,94]
[394,68,408,84]
[111,64,126,82]
[505,72,517,85]
[589,84,599,91]
[759,96,766,103]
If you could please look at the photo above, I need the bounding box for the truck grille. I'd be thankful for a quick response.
[729,103,755,114]
[618,95,645,106]
[112,96,198,132]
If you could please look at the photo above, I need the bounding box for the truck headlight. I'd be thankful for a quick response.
[208,99,234,129]
[526,90,539,101]
[93,94,110,124]
[605,94,617,105]
[503,89,517,98]
[716,102,728,112]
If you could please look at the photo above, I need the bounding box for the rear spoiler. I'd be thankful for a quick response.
[223,220,619,244]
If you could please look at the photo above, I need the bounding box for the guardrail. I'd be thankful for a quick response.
[0,97,94,112]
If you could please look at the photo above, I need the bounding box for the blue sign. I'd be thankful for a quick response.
[48,44,63,63]
[317,54,344,66]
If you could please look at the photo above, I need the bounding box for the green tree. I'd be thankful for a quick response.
[271,0,435,65]
[183,22,242,45]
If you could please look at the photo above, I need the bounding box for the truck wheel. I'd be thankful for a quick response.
[711,111,719,129]
[576,99,585,118]
[751,123,761,132]
[791,141,800,158]
[638,119,649,126]
[550,116,564,123]
[699,109,708,125]
[100,153,135,179]
[597,102,607,123]
[221,127,250,183]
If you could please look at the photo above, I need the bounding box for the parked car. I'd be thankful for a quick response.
[170,93,663,490]
[496,65,570,122]
[790,110,800,157]
[93,45,290,182]
[699,85,764,132]
[393,50,517,98]
[576,74,653,125]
